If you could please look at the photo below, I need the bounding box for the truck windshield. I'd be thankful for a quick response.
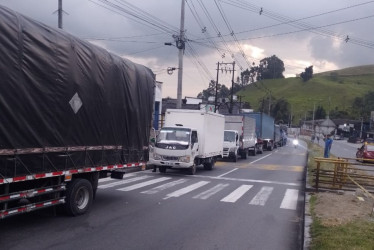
[224,131,236,142]
[156,127,191,149]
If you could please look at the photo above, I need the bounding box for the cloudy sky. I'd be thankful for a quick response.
[1,0,373,98]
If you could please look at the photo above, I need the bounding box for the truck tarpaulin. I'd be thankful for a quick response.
[0,5,155,177]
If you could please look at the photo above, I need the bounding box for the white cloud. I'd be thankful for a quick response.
[1,0,373,99]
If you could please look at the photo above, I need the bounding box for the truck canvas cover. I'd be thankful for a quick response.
[0,6,155,177]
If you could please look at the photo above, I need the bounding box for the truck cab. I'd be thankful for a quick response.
[151,126,199,174]
[223,130,239,162]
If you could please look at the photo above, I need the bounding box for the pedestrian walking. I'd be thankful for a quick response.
[324,134,333,158]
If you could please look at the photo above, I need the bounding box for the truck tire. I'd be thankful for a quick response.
[232,154,237,162]
[241,150,247,159]
[64,178,93,216]
[189,164,196,175]
[250,148,256,156]
[204,158,215,170]
[159,166,167,173]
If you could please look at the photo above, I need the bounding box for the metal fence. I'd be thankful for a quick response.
[313,157,374,197]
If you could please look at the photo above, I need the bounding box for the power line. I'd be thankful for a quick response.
[214,0,252,69]
[185,0,226,59]
[92,0,178,35]
[217,0,374,49]
[196,0,247,70]
[233,14,374,49]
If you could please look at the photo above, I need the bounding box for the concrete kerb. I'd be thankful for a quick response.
[303,146,312,250]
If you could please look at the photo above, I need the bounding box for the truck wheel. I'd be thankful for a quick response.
[64,178,93,216]
[241,150,247,159]
[189,165,196,175]
[159,166,167,173]
[232,154,237,162]
[250,149,256,156]
[204,159,214,170]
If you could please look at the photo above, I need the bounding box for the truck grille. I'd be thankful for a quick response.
[162,156,179,161]
[223,148,230,157]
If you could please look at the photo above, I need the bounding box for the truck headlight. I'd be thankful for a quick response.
[229,147,236,152]
[179,156,190,163]
[153,153,161,160]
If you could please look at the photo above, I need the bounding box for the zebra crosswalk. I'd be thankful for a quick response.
[98,174,300,210]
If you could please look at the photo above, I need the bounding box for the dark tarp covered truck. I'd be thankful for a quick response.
[0,5,155,219]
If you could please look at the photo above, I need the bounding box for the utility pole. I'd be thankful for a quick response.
[360,117,363,139]
[58,0,63,29]
[312,102,316,135]
[229,61,235,114]
[215,61,235,114]
[214,62,220,112]
[268,94,271,115]
[176,0,185,109]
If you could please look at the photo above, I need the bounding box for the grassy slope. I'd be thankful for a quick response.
[237,65,374,123]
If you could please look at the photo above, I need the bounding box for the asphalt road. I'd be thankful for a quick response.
[0,140,307,250]
[313,137,358,158]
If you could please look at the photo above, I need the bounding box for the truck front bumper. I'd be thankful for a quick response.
[149,159,193,169]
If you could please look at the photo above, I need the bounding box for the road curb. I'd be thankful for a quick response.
[303,149,312,250]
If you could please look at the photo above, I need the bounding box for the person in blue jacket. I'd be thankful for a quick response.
[324,134,333,158]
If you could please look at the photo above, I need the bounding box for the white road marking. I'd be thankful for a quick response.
[193,183,229,200]
[192,175,299,187]
[280,189,299,210]
[141,179,187,194]
[249,186,274,206]
[249,154,272,164]
[98,177,111,183]
[98,174,136,183]
[164,181,210,199]
[117,177,171,191]
[98,176,150,189]
[221,184,253,203]
[217,168,238,178]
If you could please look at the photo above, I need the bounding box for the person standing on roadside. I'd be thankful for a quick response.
[324,134,333,158]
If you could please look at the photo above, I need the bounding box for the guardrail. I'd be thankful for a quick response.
[313,157,374,196]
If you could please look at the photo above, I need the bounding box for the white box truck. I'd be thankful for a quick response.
[223,115,262,162]
[151,109,224,175]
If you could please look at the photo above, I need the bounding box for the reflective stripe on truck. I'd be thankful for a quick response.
[0,162,146,185]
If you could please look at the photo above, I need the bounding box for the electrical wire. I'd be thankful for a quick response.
[218,0,374,49]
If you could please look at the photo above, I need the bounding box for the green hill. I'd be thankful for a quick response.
[237,65,374,124]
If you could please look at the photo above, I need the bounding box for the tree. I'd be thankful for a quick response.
[271,98,290,124]
[197,80,216,100]
[259,55,285,79]
[300,66,313,82]
[197,81,232,100]
[220,84,230,98]
[351,91,374,120]
[314,105,326,119]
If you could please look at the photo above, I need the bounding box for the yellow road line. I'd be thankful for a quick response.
[216,161,304,172]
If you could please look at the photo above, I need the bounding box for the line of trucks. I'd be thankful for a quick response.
[150,111,286,173]
[0,5,286,220]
